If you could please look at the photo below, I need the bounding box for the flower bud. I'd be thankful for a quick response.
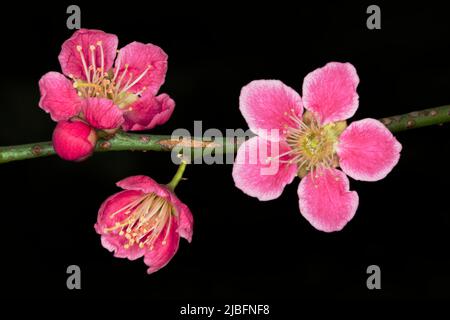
[52,120,97,161]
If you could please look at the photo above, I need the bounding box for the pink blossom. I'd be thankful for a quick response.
[39,29,174,132]
[232,62,402,232]
[95,175,194,274]
[52,120,97,161]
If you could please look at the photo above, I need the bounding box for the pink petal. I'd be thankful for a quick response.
[100,234,146,261]
[239,80,303,142]
[115,42,168,95]
[337,118,402,181]
[232,136,298,201]
[169,193,194,243]
[95,189,144,232]
[81,98,124,130]
[116,175,170,198]
[100,235,117,252]
[38,72,82,121]
[302,62,359,124]
[144,218,180,274]
[58,29,118,80]
[95,189,147,260]
[122,93,175,131]
[298,168,359,232]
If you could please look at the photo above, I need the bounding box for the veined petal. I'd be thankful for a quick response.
[116,175,171,198]
[102,235,146,261]
[95,189,148,260]
[239,80,303,142]
[82,98,124,130]
[298,168,359,232]
[302,62,359,124]
[39,72,82,121]
[232,136,298,201]
[122,93,175,131]
[337,118,402,181]
[59,29,118,80]
[144,219,180,274]
[169,193,194,243]
[115,42,168,95]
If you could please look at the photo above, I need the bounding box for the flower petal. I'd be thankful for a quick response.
[59,29,118,80]
[115,42,168,95]
[239,80,303,142]
[122,93,175,131]
[95,190,147,260]
[95,190,144,232]
[100,232,147,261]
[337,118,402,181]
[39,72,82,121]
[169,193,194,243]
[302,62,359,124]
[298,168,359,232]
[82,98,124,130]
[116,175,171,198]
[144,219,180,274]
[232,136,298,201]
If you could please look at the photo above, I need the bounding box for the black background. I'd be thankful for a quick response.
[1,0,449,307]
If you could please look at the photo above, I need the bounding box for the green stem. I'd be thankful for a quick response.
[1,105,449,164]
[166,161,187,191]
[378,105,450,132]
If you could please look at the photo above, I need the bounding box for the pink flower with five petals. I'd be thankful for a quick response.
[95,175,193,274]
[232,62,402,232]
[39,29,175,132]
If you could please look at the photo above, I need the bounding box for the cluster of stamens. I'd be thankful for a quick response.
[103,193,176,250]
[268,109,345,178]
[71,41,151,108]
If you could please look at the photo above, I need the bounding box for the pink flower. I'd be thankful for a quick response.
[232,62,402,232]
[95,175,194,274]
[39,29,174,131]
[52,120,97,161]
